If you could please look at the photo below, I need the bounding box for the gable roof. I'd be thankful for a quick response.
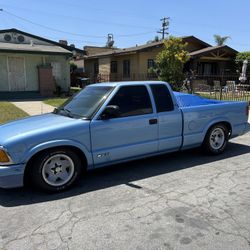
[0,28,85,55]
[181,35,211,48]
[188,45,238,57]
[85,36,211,59]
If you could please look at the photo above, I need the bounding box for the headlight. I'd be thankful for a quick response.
[0,147,13,165]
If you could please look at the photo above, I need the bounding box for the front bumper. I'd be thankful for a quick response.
[0,164,25,188]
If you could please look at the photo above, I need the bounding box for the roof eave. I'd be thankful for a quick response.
[0,48,72,56]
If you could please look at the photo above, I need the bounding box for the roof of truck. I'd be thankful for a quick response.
[88,81,167,87]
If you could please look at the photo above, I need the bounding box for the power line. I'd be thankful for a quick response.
[0,6,157,31]
[0,9,158,39]
[2,10,106,38]
[45,0,160,21]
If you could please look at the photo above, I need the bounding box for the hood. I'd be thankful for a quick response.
[0,113,89,146]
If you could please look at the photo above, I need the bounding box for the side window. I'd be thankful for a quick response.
[108,85,153,118]
[110,61,117,73]
[123,60,130,77]
[150,84,174,112]
[94,61,99,74]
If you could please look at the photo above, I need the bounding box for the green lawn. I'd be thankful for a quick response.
[43,98,68,107]
[0,102,29,124]
[43,87,81,107]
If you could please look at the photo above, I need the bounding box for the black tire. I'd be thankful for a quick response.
[202,123,229,155]
[30,148,83,192]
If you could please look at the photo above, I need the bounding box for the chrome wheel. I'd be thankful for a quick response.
[42,154,75,187]
[209,127,225,150]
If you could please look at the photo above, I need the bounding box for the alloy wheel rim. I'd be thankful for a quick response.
[42,154,75,187]
[209,128,225,150]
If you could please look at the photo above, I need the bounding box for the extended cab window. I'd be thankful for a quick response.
[108,85,153,117]
[150,84,174,112]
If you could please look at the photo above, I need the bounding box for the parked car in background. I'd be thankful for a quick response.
[0,81,249,192]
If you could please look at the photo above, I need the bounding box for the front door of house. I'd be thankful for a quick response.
[8,57,26,91]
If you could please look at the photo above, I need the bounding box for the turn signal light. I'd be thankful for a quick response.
[0,150,10,163]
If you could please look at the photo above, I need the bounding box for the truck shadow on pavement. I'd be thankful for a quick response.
[0,141,250,207]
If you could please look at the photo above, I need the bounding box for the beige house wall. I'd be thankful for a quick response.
[85,47,162,80]
[99,57,111,75]
[73,59,84,69]
[84,46,114,56]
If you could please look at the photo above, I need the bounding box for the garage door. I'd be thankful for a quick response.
[8,57,26,91]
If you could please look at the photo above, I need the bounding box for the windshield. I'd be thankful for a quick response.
[56,85,114,119]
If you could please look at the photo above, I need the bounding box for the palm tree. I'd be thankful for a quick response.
[213,35,231,46]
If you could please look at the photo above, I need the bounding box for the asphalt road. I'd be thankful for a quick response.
[0,132,250,250]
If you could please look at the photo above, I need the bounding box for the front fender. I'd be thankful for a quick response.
[23,139,93,169]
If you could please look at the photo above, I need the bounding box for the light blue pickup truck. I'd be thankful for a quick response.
[0,81,249,192]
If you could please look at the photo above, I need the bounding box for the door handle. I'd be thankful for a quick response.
[149,118,158,125]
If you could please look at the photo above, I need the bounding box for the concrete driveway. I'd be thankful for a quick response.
[0,132,250,250]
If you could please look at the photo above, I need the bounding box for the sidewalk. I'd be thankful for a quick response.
[11,100,55,116]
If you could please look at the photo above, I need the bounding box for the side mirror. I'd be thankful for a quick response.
[100,105,120,120]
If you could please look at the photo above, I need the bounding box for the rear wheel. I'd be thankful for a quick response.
[30,148,83,192]
[202,123,229,155]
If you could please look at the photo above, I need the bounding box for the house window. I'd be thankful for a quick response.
[111,61,117,73]
[147,59,155,69]
[123,60,130,77]
[199,62,217,75]
[94,61,99,75]
[147,59,157,79]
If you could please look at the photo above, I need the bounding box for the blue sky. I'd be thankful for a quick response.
[0,0,249,51]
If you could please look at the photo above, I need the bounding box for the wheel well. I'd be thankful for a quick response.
[23,146,88,186]
[221,122,232,136]
[206,121,232,138]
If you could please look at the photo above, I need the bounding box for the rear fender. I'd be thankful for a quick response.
[201,117,232,142]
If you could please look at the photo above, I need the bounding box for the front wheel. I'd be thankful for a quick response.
[30,148,83,192]
[202,124,229,155]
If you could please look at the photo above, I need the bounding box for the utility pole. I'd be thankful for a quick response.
[157,17,169,40]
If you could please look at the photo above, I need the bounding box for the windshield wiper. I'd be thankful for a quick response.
[54,108,74,118]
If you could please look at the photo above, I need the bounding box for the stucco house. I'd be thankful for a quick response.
[81,36,237,83]
[0,28,84,97]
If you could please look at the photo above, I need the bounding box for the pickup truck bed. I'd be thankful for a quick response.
[174,92,227,107]
[174,92,248,149]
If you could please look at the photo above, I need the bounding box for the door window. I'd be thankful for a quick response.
[150,84,174,112]
[108,85,153,117]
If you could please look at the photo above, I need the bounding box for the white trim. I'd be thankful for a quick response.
[23,57,27,91]
[6,56,10,91]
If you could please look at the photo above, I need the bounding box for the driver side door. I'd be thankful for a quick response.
[90,85,158,166]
